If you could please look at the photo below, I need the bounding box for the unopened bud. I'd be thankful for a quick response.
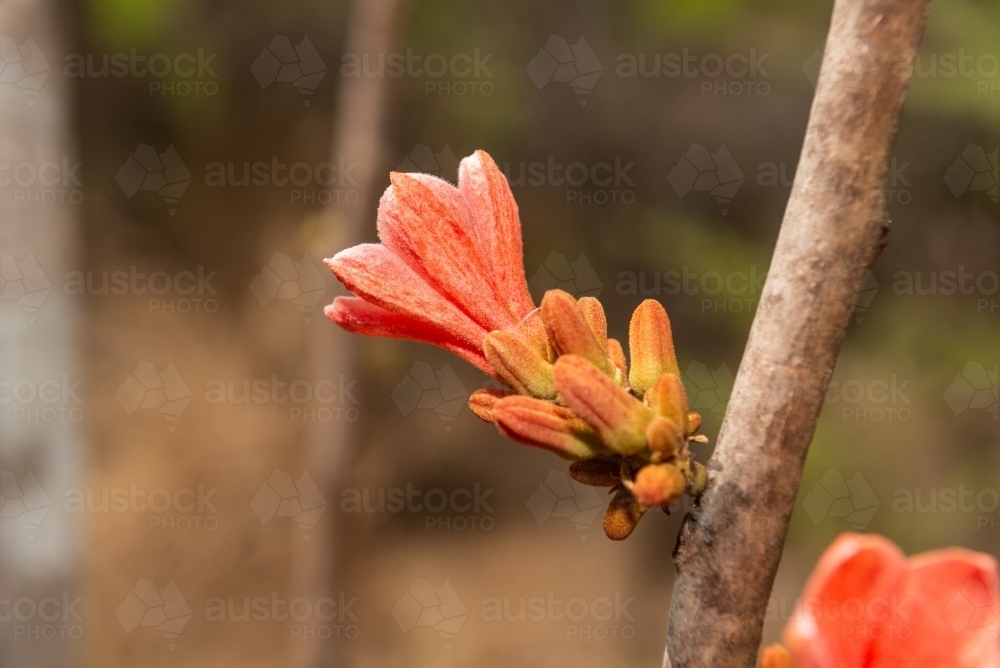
[577,297,608,356]
[628,299,679,396]
[493,395,602,460]
[468,388,512,423]
[569,456,621,487]
[646,416,683,458]
[644,373,691,434]
[541,290,609,374]
[554,354,653,455]
[608,338,628,386]
[483,330,557,399]
[630,464,685,508]
[603,487,646,540]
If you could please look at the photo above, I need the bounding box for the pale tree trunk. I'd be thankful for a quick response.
[663,1,930,666]
[0,0,83,667]
[291,0,404,666]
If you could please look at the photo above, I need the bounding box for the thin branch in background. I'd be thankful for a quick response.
[292,1,404,667]
[662,1,930,666]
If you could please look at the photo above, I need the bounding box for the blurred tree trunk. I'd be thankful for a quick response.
[293,0,404,666]
[662,1,929,667]
[0,0,83,667]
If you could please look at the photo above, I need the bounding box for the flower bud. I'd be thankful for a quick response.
[644,373,691,433]
[468,388,511,423]
[645,416,684,459]
[577,297,608,356]
[603,487,646,540]
[554,354,653,455]
[607,338,628,386]
[628,299,679,396]
[630,464,685,508]
[541,290,609,374]
[492,395,602,460]
[687,411,702,435]
[569,456,621,487]
[483,330,557,399]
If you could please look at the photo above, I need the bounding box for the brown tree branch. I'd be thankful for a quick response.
[662,1,930,666]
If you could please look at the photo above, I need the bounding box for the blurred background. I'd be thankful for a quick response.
[0,0,998,665]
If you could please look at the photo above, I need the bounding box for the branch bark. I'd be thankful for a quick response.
[663,1,929,666]
[292,1,403,667]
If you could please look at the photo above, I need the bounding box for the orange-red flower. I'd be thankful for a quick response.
[763,532,1000,668]
[325,150,535,376]
[325,150,708,540]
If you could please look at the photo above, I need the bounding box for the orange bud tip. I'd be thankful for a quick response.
[687,411,702,434]
[644,373,690,432]
[645,416,684,458]
[628,300,679,395]
[468,388,513,423]
[541,290,609,374]
[630,464,685,508]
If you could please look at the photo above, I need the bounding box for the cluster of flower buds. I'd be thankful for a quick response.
[467,290,708,540]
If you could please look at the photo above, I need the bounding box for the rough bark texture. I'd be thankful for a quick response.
[662,1,930,667]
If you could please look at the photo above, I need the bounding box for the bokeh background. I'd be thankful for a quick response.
[1,0,998,666]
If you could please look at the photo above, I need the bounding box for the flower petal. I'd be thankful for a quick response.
[458,150,536,318]
[325,296,492,374]
[870,548,1000,668]
[377,172,518,331]
[326,244,488,351]
[784,533,906,668]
